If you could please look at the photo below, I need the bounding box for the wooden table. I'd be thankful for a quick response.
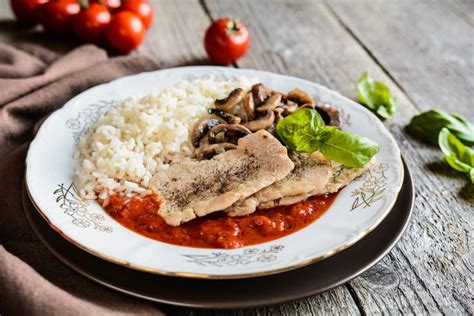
[1,0,472,314]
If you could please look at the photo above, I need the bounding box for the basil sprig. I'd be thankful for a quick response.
[409,109,474,146]
[276,109,379,168]
[357,71,397,120]
[275,109,324,153]
[438,128,474,183]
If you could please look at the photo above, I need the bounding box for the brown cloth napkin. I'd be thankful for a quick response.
[0,43,165,315]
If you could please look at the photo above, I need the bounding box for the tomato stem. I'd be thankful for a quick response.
[227,18,241,35]
[77,0,90,9]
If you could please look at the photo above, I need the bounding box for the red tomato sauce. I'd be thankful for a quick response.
[103,193,337,249]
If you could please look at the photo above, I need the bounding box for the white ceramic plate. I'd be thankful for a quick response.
[26,66,403,279]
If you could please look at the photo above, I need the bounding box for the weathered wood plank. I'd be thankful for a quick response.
[445,0,474,26]
[163,289,361,316]
[135,0,209,67]
[327,0,474,120]
[204,0,473,314]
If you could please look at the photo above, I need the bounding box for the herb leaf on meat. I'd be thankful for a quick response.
[276,108,325,153]
[318,128,380,168]
[276,109,379,168]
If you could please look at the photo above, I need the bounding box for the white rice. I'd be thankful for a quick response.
[74,76,257,200]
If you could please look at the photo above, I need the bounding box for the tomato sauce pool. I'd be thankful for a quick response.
[103,193,337,249]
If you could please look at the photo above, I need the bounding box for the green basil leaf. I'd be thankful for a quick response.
[277,109,380,168]
[276,108,325,153]
[444,156,471,172]
[357,71,397,120]
[318,128,380,168]
[409,109,474,145]
[438,128,474,182]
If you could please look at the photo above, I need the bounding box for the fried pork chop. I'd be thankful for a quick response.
[225,153,371,216]
[150,130,295,226]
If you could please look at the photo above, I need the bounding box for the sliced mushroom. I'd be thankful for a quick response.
[195,143,237,160]
[266,122,277,135]
[190,118,221,148]
[235,104,249,122]
[208,108,241,124]
[251,83,272,106]
[214,88,244,111]
[256,93,282,112]
[287,88,315,105]
[242,91,255,121]
[274,107,285,122]
[283,100,298,115]
[209,124,252,144]
[198,131,211,147]
[270,89,287,98]
[299,103,315,110]
[244,110,275,132]
[316,104,341,127]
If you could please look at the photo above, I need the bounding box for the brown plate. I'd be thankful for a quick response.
[22,160,413,309]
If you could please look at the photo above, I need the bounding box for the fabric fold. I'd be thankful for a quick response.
[0,43,163,315]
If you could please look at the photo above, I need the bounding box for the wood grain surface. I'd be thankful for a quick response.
[327,0,474,120]
[1,0,472,315]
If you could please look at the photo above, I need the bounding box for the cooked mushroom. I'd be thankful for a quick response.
[316,104,341,127]
[299,103,316,110]
[274,107,285,123]
[190,117,221,148]
[214,88,244,111]
[283,100,298,115]
[243,91,256,121]
[195,143,237,160]
[256,93,282,112]
[209,124,252,144]
[198,131,211,147]
[235,104,250,122]
[244,110,275,132]
[266,122,277,135]
[270,89,287,98]
[287,88,315,105]
[251,83,272,105]
[208,108,241,124]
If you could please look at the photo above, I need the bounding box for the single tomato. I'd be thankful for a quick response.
[119,0,153,29]
[10,0,48,25]
[73,3,111,43]
[204,18,250,65]
[40,0,80,35]
[105,11,145,54]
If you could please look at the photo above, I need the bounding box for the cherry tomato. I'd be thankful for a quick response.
[99,0,121,11]
[40,0,80,35]
[119,0,153,29]
[204,18,250,65]
[73,3,111,43]
[10,0,48,25]
[105,11,145,54]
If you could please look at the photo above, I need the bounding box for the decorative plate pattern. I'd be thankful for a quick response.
[26,66,404,279]
[65,100,113,142]
[54,183,112,232]
[350,163,389,211]
[182,245,284,267]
